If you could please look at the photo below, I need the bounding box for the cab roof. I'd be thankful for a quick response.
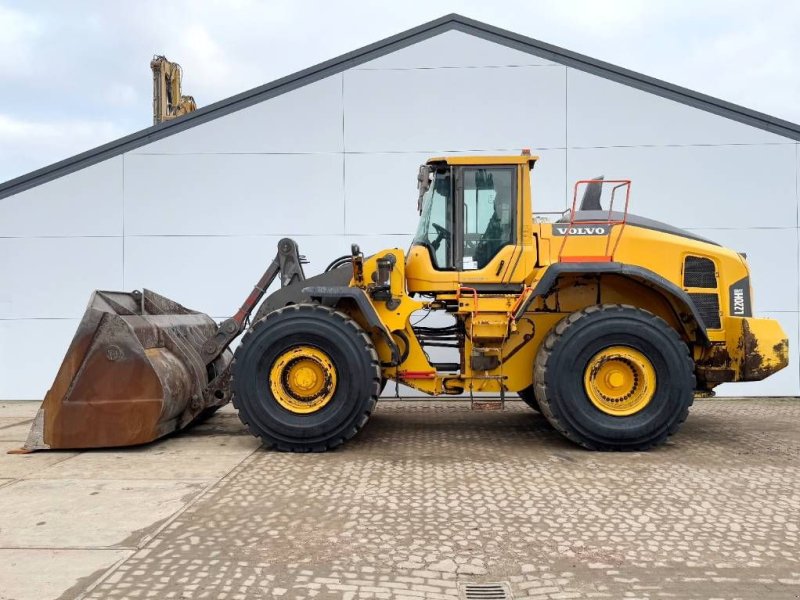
[427,154,539,166]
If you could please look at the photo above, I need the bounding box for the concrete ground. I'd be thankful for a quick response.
[0,399,798,600]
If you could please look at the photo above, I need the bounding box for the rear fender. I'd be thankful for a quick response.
[526,262,710,345]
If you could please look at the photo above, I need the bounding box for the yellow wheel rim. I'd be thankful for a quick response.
[270,346,337,414]
[583,346,656,416]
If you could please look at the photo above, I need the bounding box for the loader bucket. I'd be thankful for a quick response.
[20,289,231,451]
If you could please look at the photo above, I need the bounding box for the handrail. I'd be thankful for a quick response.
[557,179,632,263]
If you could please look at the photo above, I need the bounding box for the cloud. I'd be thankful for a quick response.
[687,14,800,120]
[167,23,264,99]
[102,83,139,108]
[0,114,125,183]
[533,0,673,34]
[0,5,42,77]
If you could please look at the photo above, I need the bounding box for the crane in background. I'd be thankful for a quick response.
[150,55,196,124]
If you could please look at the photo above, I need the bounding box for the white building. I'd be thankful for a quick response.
[1,14,798,399]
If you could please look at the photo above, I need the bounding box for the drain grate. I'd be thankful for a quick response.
[460,582,513,599]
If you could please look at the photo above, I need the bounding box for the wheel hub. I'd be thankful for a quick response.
[270,346,337,414]
[583,346,656,416]
[292,366,319,391]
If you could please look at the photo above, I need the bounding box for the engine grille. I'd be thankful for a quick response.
[689,292,721,329]
[684,256,717,288]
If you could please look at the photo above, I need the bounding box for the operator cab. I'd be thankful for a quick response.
[405,155,538,294]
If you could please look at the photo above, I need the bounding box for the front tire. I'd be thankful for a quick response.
[535,304,694,451]
[232,304,380,452]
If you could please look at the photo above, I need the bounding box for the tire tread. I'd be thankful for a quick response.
[534,303,695,451]
[231,303,381,452]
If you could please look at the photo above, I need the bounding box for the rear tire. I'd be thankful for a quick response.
[535,304,694,451]
[232,304,380,452]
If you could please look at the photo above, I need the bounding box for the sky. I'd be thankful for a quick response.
[1,0,798,184]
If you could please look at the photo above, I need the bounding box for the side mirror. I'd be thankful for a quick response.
[579,175,604,211]
[417,165,431,214]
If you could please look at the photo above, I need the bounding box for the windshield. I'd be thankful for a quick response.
[412,169,452,269]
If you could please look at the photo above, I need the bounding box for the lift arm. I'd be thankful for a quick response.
[200,238,307,367]
[194,239,307,414]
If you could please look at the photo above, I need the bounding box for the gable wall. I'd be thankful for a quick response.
[1,30,797,398]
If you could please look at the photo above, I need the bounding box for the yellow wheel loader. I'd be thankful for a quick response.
[18,153,788,453]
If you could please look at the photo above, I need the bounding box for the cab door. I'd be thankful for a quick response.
[456,165,530,287]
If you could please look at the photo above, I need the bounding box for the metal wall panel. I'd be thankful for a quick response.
[124,235,315,318]
[124,234,410,318]
[531,150,569,214]
[0,319,81,399]
[343,234,414,259]
[685,227,799,313]
[566,144,798,229]
[1,32,799,399]
[345,150,567,235]
[344,65,567,152]
[123,153,345,236]
[357,30,557,69]
[345,152,437,235]
[0,237,122,320]
[567,69,790,147]
[0,158,122,238]
[135,76,344,154]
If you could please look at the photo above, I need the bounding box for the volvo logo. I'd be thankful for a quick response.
[552,224,611,236]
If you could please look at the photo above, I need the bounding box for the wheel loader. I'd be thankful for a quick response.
[17,152,788,453]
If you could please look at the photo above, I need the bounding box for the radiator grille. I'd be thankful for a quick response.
[689,292,721,329]
[684,256,717,288]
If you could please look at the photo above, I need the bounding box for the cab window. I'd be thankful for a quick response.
[461,167,515,270]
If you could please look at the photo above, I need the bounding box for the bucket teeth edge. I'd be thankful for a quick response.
[22,408,50,451]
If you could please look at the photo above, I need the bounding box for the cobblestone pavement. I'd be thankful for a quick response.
[74,399,800,600]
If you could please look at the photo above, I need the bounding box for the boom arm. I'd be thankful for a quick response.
[196,238,306,413]
[200,238,307,367]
